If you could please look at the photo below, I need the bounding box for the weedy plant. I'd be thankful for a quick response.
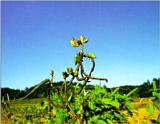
[48,35,137,123]
[2,35,137,124]
[49,35,109,123]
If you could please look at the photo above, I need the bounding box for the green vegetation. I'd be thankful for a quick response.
[1,36,160,123]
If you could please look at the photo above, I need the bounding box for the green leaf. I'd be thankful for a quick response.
[55,109,67,123]
[87,52,96,59]
[153,80,157,92]
[114,112,123,120]
[146,103,154,116]
[153,99,160,110]
[74,84,80,90]
[111,100,120,108]
[97,120,106,124]
[126,88,138,97]
[48,118,54,124]
[89,101,95,110]
[102,98,120,108]
[107,119,113,124]
[74,55,77,65]
[112,88,119,94]
[126,101,134,110]
[68,93,73,102]
[156,114,160,123]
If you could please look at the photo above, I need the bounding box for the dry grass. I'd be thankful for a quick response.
[127,98,160,124]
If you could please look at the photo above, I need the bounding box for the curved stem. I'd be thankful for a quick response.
[67,76,75,87]
[68,104,78,120]
[83,74,108,82]
[76,76,86,81]
[77,58,108,94]
[67,63,81,87]
[64,79,67,95]
[81,61,108,82]
[19,79,50,100]
[77,59,95,94]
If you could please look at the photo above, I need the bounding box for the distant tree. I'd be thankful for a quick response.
[138,80,152,97]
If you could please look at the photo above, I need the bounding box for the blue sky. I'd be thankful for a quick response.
[2,1,159,89]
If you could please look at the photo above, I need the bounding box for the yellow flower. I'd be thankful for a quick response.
[70,38,79,47]
[79,35,88,44]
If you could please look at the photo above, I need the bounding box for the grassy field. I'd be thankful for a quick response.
[2,98,159,124]
[9,98,48,107]
[2,98,48,124]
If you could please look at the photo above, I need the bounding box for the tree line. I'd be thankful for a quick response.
[1,78,160,101]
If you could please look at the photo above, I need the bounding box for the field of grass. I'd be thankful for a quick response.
[2,98,48,124]
[2,97,159,124]
[9,98,48,107]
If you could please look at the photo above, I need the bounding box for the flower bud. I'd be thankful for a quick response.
[67,67,73,75]
[50,70,54,76]
[74,70,78,77]
[62,72,69,79]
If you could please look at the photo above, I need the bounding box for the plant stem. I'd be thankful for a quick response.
[19,79,50,100]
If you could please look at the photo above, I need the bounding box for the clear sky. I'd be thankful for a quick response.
[2,1,159,89]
